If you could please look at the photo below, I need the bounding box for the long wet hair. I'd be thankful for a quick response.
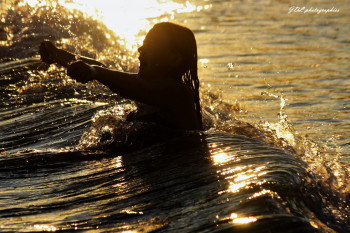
[152,22,203,130]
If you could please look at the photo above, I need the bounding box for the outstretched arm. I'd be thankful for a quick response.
[54,48,105,67]
[39,40,105,68]
[67,61,186,108]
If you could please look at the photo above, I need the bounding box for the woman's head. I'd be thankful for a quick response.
[138,22,197,79]
[138,22,203,129]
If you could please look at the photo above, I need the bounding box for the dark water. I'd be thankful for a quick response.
[0,0,349,232]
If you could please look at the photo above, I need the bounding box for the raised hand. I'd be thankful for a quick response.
[67,61,96,84]
[39,40,59,64]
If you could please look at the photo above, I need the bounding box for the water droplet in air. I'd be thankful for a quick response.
[227,62,234,70]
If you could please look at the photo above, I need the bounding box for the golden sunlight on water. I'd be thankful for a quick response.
[21,0,197,50]
[218,165,267,195]
[33,224,57,232]
[211,151,232,165]
[217,213,257,225]
[229,213,257,224]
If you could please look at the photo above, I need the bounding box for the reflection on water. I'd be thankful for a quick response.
[2,131,336,232]
[229,213,257,224]
[33,224,57,232]
[190,0,350,157]
[211,150,234,165]
[0,0,349,232]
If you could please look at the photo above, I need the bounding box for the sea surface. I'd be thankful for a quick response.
[0,0,349,232]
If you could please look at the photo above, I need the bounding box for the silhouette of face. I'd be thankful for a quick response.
[138,27,178,80]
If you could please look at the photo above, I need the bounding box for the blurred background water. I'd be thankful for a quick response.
[0,0,349,232]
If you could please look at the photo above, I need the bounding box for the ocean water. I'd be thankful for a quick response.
[0,0,349,232]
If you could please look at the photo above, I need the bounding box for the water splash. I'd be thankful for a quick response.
[200,86,349,214]
[18,0,197,51]
[0,1,348,230]
[260,91,296,147]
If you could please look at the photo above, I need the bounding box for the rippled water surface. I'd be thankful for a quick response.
[0,0,349,232]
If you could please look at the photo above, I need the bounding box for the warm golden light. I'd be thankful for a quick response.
[223,213,258,225]
[121,230,138,233]
[230,213,257,224]
[219,166,267,195]
[234,173,256,182]
[309,221,319,229]
[220,166,246,176]
[227,181,249,193]
[232,216,257,224]
[69,0,197,49]
[115,156,123,169]
[212,152,231,165]
[199,58,209,68]
[248,189,272,199]
[21,0,198,51]
[34,224,57,232]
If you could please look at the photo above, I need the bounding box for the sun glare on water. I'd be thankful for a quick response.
[21,0,197,50]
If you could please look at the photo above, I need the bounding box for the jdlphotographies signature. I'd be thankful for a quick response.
[288,6,340,14]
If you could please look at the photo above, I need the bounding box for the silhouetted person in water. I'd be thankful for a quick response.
[39,22,203,130]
